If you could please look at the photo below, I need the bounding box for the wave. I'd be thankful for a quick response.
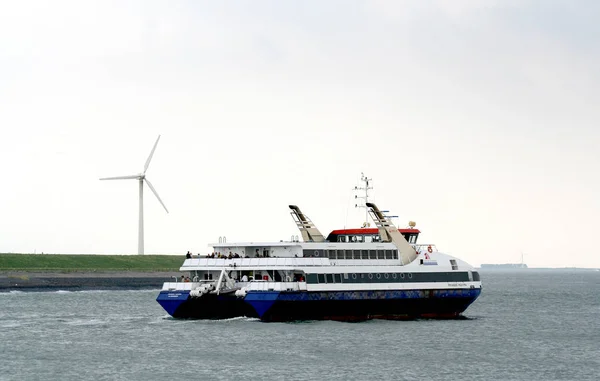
[63,318,108,326]
[0,321,22,328]
[0,290,29,296]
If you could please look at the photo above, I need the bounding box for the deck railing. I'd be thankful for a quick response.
[182,257,330,268]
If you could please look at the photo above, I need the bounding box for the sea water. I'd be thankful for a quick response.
[1,271,598,381]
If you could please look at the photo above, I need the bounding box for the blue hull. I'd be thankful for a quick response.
[244,288,481,322]
[156,290,256,319]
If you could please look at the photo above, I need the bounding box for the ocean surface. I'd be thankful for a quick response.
[1,270,598,381]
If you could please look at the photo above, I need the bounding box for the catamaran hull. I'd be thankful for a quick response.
[244,288,481,322]
[156,290,256,319]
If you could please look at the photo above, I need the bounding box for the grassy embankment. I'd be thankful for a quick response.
[0,254,183,272]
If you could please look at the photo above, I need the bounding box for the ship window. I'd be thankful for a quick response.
[400,273,405,279]
[408,273,413,279]
[377,250,385,259]
[376,273,381,279]
[450,260,458,270]
[373,235,381,242]
[354,250,361,259]
[343,273,349,279]
[318,274,325,283]
[327,250,335,259]
[361,250,369,260]
[393,250,398,259]
[360,273,365,279]
[392,273,397,279]
[384,273,389,279]
[344,250,353,260]
[472,272,480,281]
[326,274,334,283]
[364,236,373,243]
[352,273,357,280]
[334,274,342,283]
[338,236,347,243]
[368,273,373,279]
[356,235,365,243]
[385,250,393,259]
[369,250,377,259]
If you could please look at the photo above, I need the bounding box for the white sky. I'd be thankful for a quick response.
[1,0,598,268]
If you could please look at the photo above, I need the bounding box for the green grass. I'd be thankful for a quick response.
[0,254,184,272]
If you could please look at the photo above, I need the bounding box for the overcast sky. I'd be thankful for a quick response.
[1,0,598,268]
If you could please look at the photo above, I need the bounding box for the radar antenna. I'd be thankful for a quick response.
[354,172,373,227]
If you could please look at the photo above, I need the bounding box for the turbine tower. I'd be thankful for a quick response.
[100,135,169,255]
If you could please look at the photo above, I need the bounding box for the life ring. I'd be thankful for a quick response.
[427,245,433,253]
[314,250,320,257]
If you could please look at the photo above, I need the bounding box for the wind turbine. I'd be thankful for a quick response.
[100,135,169,255]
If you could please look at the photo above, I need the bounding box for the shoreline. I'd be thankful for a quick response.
[0,271,180,291]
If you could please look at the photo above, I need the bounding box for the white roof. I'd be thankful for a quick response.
[209,241,301,248]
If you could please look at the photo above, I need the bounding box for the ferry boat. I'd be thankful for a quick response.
[157,177,482,321]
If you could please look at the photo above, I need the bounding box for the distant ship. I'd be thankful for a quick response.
[480,263,528,269]
[480,252,528,270]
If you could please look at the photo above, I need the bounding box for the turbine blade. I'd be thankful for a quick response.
[99,175,139,180]
[144,178,169,213]
[143,135,161,174]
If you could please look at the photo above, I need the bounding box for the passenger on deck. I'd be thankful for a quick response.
[186,251,191,259]
[180,275,185,282]
[255,249,260,258]
[228,252,233,259]
[184,276,190,282]
[299,276,304,282]
[234,253,240,258]
[241,275,248,282]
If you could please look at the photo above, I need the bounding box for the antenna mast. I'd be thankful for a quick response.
[354,172,373,227]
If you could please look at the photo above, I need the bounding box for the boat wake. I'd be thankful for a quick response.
[159,315,260,323]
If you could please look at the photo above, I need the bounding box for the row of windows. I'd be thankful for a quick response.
[337,235,382,243]
[316,272,414,283]
[306,271,479,284]
[303,249,399,260]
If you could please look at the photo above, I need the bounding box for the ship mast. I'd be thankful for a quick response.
[354,172,373,227]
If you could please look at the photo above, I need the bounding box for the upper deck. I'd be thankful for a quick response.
[208,227,421,258]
